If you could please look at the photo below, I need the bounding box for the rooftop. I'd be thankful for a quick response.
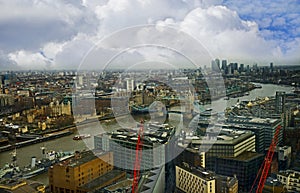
[191,127,254,145]
[79,169,126,191]
[101,122,175,147]
[104,179,133,192]
[265,177,282,187]
[219,151,264,162]
[227,116,280,126]
[0,179,45,193]
[278,169,300,178]
[215,175,238,188]
[177,163,215,181]
[139,167,164,193]
[57,150,110,167]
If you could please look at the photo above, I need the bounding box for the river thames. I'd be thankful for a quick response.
[0,83,294,185]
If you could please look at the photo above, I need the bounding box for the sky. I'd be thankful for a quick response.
[0,0,299,70]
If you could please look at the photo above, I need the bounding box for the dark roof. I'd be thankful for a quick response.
[79,169,125,191]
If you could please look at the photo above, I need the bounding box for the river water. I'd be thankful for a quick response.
[0,83,294,185]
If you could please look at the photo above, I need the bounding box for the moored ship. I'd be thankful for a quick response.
[0,148,74,179]
[73,134,91,140]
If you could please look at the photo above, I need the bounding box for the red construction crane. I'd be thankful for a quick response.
[250,125,282,193]
[132,120,144,193]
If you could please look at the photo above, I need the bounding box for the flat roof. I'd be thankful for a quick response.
[101,122,175,146]
[219,151,264,162]
[278,170,300,178]
[57,150,110,167]
[191,128,254,145]
[227,116,280,126]
[0,179,44,193]
[104,179,133,192]
[177,163,215,181]
[79,169,125,191]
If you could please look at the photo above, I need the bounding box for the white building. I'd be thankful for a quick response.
[277,170,300,192]
[190,127,256,170]
[94,123,175,171]
[126,79,135,92]
[77,75,83,86]
[176,163,216,193]
[278,146,291,161]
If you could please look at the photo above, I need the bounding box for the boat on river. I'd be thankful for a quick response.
[254,84,262,89]
[73,134,91,140]
[0,148,74,179]
[130,105,150,114]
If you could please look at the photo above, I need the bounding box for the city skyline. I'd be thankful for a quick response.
[1,65,300,192]
[0,0,299,71]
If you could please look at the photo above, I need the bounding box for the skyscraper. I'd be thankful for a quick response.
[270,62,274,71]
[239,63,244,73]
[211,59,221,72]
[221,60,227,71]
[126,78,135,92]
[275,91,285,114]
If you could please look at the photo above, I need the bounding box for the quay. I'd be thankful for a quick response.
[0,129,73,153]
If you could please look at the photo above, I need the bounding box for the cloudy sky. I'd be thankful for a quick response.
[0,0,299,70]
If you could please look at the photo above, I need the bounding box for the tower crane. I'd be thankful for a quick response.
[250,125,282,193]
[132,120,144,193]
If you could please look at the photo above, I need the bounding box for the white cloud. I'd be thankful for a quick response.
[8,50,52,70]
[0,50,18,70]
[0,0,98,51]
[93,0,197,36]
[1,0,300,70]
[42,42,66,59]
[176,6,283,63]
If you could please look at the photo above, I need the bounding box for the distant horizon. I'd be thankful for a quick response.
[1,62,300,73]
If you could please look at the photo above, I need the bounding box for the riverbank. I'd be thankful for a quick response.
[0,129,74,153]
[0,113,126,153]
